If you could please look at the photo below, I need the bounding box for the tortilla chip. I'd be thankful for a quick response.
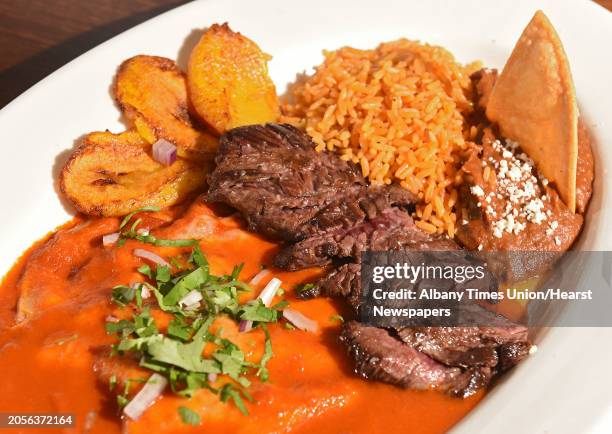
[486,10,578,212]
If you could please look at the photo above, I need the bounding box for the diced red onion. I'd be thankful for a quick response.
[258,277,281,307]
[208,373,218,382]
[105,315,119,323]
[239,278,282,333]
[123,373,167,420]
[249,269,271,286]
[283,308,319,333]
[130,282,150,299]
[140,284,151,299]
[102,232,120,246]
[178,290,202,308]
[239,320,253,333]
[133,249,170,267]
[152,139,177,166]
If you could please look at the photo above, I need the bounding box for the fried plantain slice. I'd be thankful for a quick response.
[486,10,578,212]
[114,55,218,161]
[187,23,279,135]
[60,131,206,216]
[79,129,148,148]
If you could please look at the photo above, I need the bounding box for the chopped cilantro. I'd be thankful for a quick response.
[111,285,136,306]
[167,316,193,341]
[116,206,198,248]
[137,264,152,278]
[133,307,158,337]
[105,319,135,337]
[220,384,252,416]
[134,284,143,309]
[238,299,280,323]
[120,227,198,248]
[162,267,208,306]
[169,257,184,270]
[105,244,287,416]
[155,265,172,283]
[256,324,273,381]
[109,375,117,391]
[271,300,290,310]
[178,372,212,398]
[129,217,142,233]
[116,394,128,408]
[178,406,201,425]
[230,263,244,280]
[116,378,146,408]
[155,238,199,247]
[189,245,207,268]
[296,283,316,294]
[330,314,345,323]
[119,206,160,230]
[146,322,219,373]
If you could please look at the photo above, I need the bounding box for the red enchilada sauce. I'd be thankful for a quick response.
[0,203,482,434]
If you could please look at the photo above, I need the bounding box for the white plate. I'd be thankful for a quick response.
[1,0,611,432]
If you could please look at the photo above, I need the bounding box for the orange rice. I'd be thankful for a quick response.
[281,39,481,237]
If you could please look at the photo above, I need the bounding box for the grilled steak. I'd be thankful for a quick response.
[275,207,459,270]
[208,123,531,398]
[207,123,362,241]
[303,262,362,306]
[397,320,529,369]
[208,123,440,271]
[340,321,493,397]
[295,183,418,241]
[208,123,415,242]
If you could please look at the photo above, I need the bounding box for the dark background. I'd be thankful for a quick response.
[0,0,191,108]
[0,0,610,109]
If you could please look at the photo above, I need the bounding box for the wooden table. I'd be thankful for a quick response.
[0,0,190,108]
[0,0,610,108]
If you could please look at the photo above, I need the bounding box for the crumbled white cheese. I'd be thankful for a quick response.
[470,185,485,197]
[525,199,546,224]
[477,137,551,238]
[508,165,522,181]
